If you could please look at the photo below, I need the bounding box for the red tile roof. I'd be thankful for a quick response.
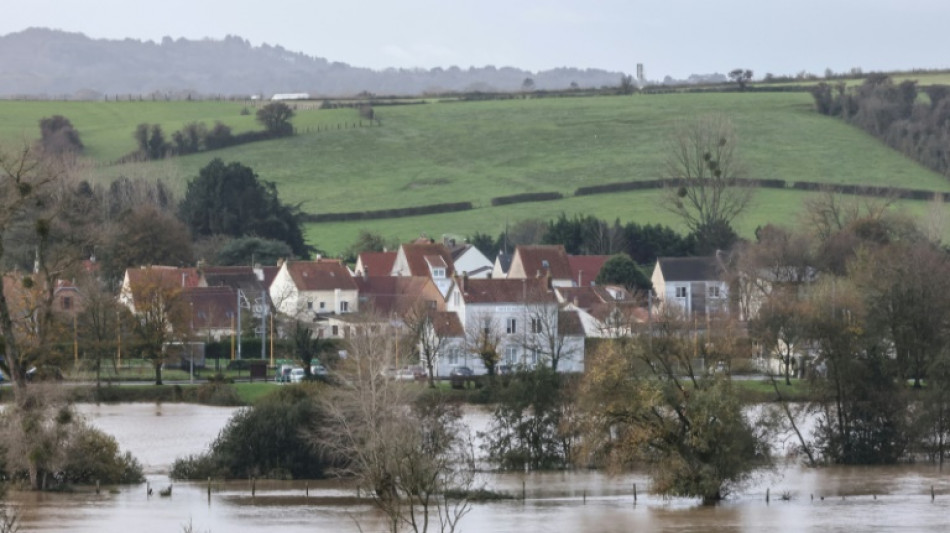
[286,260,358,291]
[125,266,201,291]
[356,251,397,277]
[399,243,455,277]
[430,311,464,337]
[183,286,238,329]
[568,255,611,287]
[458,277,557,305]
[512,245,573,280]
[558,310,586,336]
[355,276,443,315]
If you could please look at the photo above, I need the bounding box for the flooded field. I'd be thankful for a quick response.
[4,403,950,532]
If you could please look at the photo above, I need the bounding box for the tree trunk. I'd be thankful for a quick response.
[154,362,163,385]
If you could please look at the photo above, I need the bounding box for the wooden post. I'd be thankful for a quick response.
[96,480,100,494]
[306,482,309,498]
[251,477,256,497]
[207,477,212,500]
[522,480,526,501]
[932,485,935,501]
[633,483,637,504]
[147,481,150,498]
[766,488,770,503]
[583,489,586,504]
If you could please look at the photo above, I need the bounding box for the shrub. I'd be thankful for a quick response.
[171,385,334,480]
[60,423,145,484]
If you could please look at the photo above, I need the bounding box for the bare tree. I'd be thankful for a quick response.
[404,303,446,387]
[316,313,474,533]
[664,114,752,248]
[464,311,502,378]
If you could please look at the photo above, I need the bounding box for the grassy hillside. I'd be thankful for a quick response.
[305,187,947,256]
[2,91,948,256]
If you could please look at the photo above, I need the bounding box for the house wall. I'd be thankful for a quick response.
[454,248,493,279]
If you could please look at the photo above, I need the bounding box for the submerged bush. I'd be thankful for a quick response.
[172,385,333,480]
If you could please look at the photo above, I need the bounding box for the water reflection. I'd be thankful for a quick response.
[4,404,950,532]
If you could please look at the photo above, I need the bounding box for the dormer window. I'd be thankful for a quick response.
[432,267,446,279]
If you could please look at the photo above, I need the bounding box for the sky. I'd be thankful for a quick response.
[2,0,948,80]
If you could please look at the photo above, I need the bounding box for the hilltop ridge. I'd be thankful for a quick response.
[0,28,625,98]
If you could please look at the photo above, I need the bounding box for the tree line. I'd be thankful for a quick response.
[120,101,296,162]
[811,74,950,176]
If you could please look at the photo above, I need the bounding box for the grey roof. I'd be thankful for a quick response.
[656,256,722,282]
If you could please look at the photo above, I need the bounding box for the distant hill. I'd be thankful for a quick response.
[0,28,626,98]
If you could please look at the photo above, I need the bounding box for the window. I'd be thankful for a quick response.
[528,348,539,365]
[505,346,520,365]
[432,268,446,279]
[708,285,721,298]
[307,300,313,310]
[319,301,326,310]
[447,347,459,365]
[530,317,543,334]
[61,296,72,310]
[331,325,339,336]
[506,318,517,334]
[340,301,349,313]
[675,286,688,298]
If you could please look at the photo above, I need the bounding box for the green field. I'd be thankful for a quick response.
[2,91,948,256]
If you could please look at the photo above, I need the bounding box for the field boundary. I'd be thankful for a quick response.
[304,179,949,224]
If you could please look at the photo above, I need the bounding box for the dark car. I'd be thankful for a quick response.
[449,366,474,389]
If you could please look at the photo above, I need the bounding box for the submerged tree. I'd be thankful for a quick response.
[580,312,769,504]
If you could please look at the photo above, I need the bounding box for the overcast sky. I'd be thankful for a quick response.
[2,0,946,80]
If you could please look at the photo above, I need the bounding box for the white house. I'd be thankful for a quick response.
[269,259,359,337]
[651,256,729,317]
[445,276,584,373]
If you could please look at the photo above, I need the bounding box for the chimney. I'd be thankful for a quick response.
[577,269,583,287]
[460,272,468,293]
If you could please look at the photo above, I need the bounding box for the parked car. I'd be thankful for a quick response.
[310,364,328,377]
[449,366,474,389]
[276,365,294,383]
[289,368,306,383]
[393,365,426,382]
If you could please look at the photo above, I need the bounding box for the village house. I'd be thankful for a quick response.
[651,255,729,317]
[445,275,584,373]
[269,259,359,338]
[504,245,575,287]
[390,240,456,297]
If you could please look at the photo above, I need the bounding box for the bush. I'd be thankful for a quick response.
[171,385,334,480]
[61,423,145,484]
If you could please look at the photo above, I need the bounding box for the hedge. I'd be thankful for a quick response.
[302,201,473,223]
[490,191,563,206]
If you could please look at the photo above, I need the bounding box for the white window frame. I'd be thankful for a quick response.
[340,301,349,313]
[506,317,517,334]
[432,267,446,279]
[675,286,688,298]
[708,285,721,298]
[505,345,520,365]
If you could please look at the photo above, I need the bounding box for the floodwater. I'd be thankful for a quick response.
[5,403,950,532]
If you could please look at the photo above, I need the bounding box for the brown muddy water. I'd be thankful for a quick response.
[5,403,950,532]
